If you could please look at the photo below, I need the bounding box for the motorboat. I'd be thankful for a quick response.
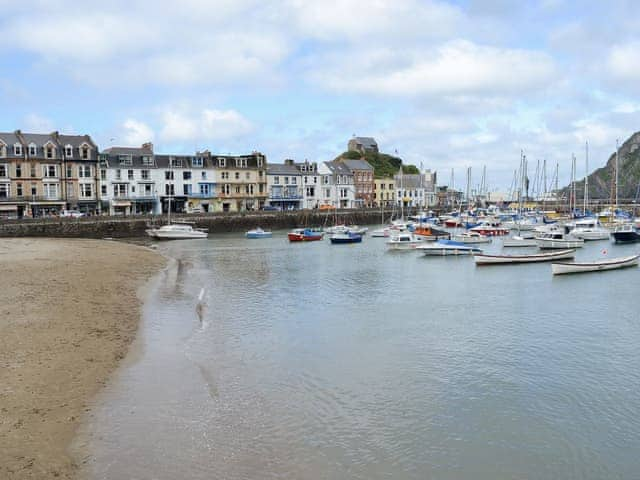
[552,254,640,275]
[288,228,324,242]
[568,218,610,241]
[611,223,640,244]
[535,231,584,249]
[451,231,491,244]
[415,240,483,256]
[245,227,272,239]
[146,223,208,239]
[474,249,576,265]
[329,232,362,244]
[386,232,424,250]
[502,235,538,247]
[412,225,451,241]
[469,221,509,236]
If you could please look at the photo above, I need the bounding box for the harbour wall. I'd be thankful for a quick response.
[0,209,397,238]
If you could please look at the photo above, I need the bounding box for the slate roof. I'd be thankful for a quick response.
[394,174,424,189]
[324,160,353,176]
[353,137,378,149]
[267,163,301,175]
[341,159,374,172]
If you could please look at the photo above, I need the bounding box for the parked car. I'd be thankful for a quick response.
[262,205,280,211]
[60,210,85,218]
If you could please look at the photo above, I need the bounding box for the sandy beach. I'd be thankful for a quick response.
[0,238,165,480]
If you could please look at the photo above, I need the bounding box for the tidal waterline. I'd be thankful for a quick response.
[79,233,640,479]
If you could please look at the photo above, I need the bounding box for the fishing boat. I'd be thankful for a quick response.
[386,232,424,250]
[469,221,509,236]
[474,249,576,265]
[568,218,609,241]
[245,227,272,239]
[413,225,451,241]
[502,235,538,247]
[611,223,640,244]
[535,231,584,249]
[146,223,208,239]
[329,232,362,244]
[551,254,640,275]
[288,228,324,242]
[451,231,491,244]
[416,240,482,256]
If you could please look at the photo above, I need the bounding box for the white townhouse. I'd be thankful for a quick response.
[295,160,322,209]
[99,144,160,215]
[318,160,356,209]
[154,154,216,214]
[395,170,437,209]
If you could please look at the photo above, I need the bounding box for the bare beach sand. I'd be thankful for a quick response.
[0,238,165,479]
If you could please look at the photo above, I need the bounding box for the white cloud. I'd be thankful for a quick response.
[122,119,155,145]
[159,106,253,143]
[607,42,640,82]
[23,113,54,132]
[310,40,556,97]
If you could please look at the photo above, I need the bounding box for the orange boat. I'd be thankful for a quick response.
[413,225,450,241]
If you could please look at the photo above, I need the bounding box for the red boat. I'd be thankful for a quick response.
[469,222,509,236]
[288,228,324,242]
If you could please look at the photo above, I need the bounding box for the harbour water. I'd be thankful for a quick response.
[79,232,640,479]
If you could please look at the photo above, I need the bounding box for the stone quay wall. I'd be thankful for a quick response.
[0,209,400,238]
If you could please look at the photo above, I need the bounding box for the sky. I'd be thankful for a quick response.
[2,0,640,191]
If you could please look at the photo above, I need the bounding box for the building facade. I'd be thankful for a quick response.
[266,160,303,210]
[318,160,356,208]
[395,171,438,209]
[339,159,374,207]
[373,177,396,207]
[199,151,267,212]
[0,130,98,218]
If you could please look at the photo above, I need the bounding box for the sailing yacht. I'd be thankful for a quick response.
[146,161,208,239]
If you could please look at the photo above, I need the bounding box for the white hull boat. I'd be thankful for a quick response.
[474,249,576,265]
[503,235,538,247]
[146,223,208,239]
[451,232,492,244]
[386,233,424,250]
[415,240,482,256]
[552,254,640,275]
[535,231,584,249]
[568,218,610,241]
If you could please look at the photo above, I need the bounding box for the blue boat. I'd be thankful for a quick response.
[329,232,362,244]
[246,227,272,239]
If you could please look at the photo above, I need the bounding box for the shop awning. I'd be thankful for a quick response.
[0,205,17,211]
[111,200,131,207]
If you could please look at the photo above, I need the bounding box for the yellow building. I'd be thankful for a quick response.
[373,177,395,207]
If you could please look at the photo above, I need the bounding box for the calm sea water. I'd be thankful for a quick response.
[79,230,640,479]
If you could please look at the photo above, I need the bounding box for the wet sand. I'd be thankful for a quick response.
[0,238,165,480]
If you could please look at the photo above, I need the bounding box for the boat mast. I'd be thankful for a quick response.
[584,141,589,214]
[615,139,619,208]
[571,154,576,216]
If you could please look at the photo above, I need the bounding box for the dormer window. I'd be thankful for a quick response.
[192,157,203,167]
[142,156,153,166]
[14,144,22,156]
[28,143,36,156]
[45,145,54,159]
[218,158,226,167]
[118,155,132,166]
[0,144,6,157]
[170,158,182,168]
[81,145,89,160]
[65,145,73,158]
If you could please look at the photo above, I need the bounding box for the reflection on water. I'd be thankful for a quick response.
[79,233,640,479]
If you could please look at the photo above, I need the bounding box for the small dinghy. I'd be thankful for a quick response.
[474,249,575,265]
[551,254,640,275]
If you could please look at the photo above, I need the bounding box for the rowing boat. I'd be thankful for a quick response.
[474,249,575,265]
[551,254,640,275]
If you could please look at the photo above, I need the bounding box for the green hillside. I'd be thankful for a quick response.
[338,150,420,178]
[563,131,640,201]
